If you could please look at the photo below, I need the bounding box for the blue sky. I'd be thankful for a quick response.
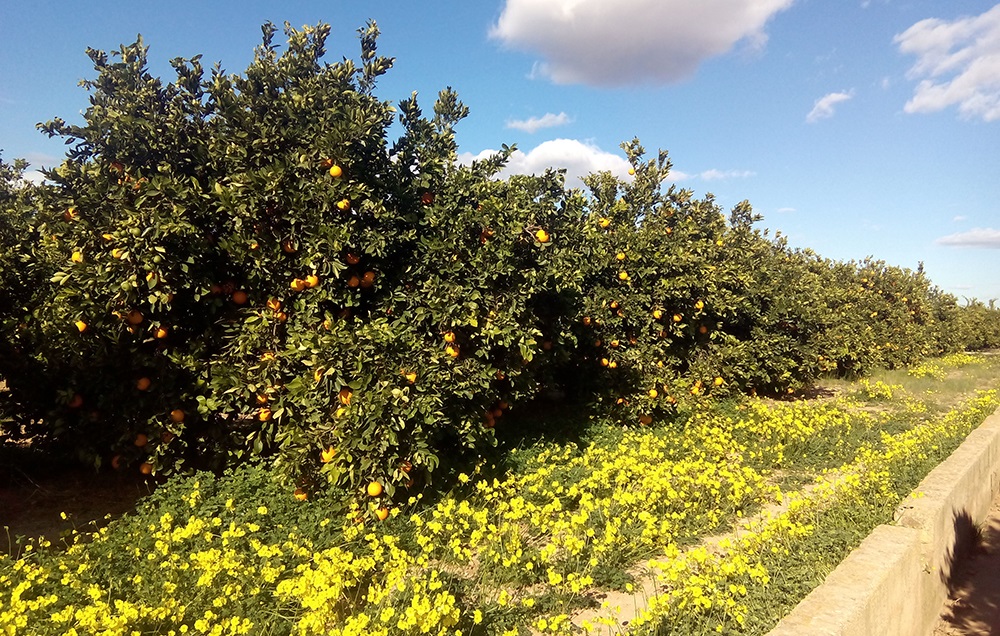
[2,0,998,301]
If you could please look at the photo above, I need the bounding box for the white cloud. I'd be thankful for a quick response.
[894,5,1000,121]
[490,0,795,86]
[952,215,968,222]
[936,227,1000,248]
[777,207,797,213]
[505,112,573,133]
[458,139,632,188]
[806,90,855,122]
[699,168,755,180]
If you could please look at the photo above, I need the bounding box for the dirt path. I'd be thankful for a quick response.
[933,496,1000,635]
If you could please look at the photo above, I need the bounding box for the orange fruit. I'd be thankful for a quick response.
[347,275,361,288]
[126,310,144,326]
[321,446,337,463]
[139,462,153,476]
[111,248,125,259]
[639,414,653,425]
[267,299,282,312]
[110,455,122,470]
[63,207,77,221]
[443,331,456,343]
[314,367,324,382]
[648,389,658,399]
[136,377,151,391]
[400,460,413,474]
[256,394,269,405]
[134,433,148,448]
[290,278,306,292]
[535,229,550,243]
[695,300,705,311]
[338,387,353,405]
[698,325,709,335]
[375,507,390,521]
[403,371,417,384]
[445,345,460,358]
[170,409,185,423]
[628,167,636,176]
[599,217,611,228]
[618,271,629,281]
[367,481,383,497]
[68,394,84,409]
[608,360,618,369]
[336,199,351,212]
[71,251,84,263]
[672,314,682,323]
[328,164,343,178]
[542,340,553,351]
[616,252,626,261]
[360,271,376,288]
[610,301,619,309]
[161,431,175,443]
[258,408,272,422]
[714,376,724,387]
[276,311,288,322]
[232,291,248,305]
[294,488,308,501]
[75,320,88,333]
[610,340,620,348]
[601,358,610,367]
[582,316,592,326]
[345,253,361,265]
[154,327,168,339]
[282,240,297,254]
[305,274,320,288]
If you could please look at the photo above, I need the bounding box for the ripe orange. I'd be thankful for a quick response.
[63,207,77,221]
[599,218,611,228]
[110,455,122,470]
[375,507,390,521]
[111,248,125,259]
[134,433,148,448]
[170,409,185,423]
[139,462,153,476]
[126,310,144,326]
[267,299,282,312]
[639,415,653,425]
[345,253,361,265]
[360,271,376,288]
[648,388,658,399]
[136,377,152,391]
[608,360,618,369]
[618,271,629,281]
[421,192,435,205]
[305,274,320,288]
[445,345,460,358]
[672,314,682,323]
[161,431,175,444]
[403,371,417,384]
[321,446,337,463]
[695,300,705,311]
[347,275,361,288]
[294,488,308,501]
[400,460,413,474]
[290,278,306,292]
[232,291,248,305]
[443,331,457,343]
[71,251,84,263]
[610,301,619,309]
[367,481,383,497]
[282,240,297,254]
[535,229,550,243]
[75,320,88,333]
[616,252,626,261]
[601,358,609,367]
[154,327,168,339]
[256,394,269,405]
[628,167,636,176]
[276,311,288,322]
[336,199,351,212]
[328,164,343,178]
[714,376,724,387]
[68,394,84,409]
[652,309,663,320]
[582,316,592,326]
[338,387,353,405]
[610,340,619,348]
[313,367,324,382]
[258,408,272,422]
[698,325,709,335]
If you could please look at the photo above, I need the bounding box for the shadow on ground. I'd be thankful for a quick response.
[935,503,1000,635]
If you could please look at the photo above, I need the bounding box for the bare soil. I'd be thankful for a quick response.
[933,496,1000,635]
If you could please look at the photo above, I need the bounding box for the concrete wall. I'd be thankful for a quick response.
[767,407,1000,636]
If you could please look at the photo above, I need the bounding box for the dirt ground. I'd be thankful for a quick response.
[933,496,1000,635]
[0,459,153,553]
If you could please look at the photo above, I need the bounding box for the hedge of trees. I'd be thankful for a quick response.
[1,22,997,508]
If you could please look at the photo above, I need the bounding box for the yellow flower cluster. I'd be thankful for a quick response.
[1,387,995,635]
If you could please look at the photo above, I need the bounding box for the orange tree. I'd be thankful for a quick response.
[1,23,593,502]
